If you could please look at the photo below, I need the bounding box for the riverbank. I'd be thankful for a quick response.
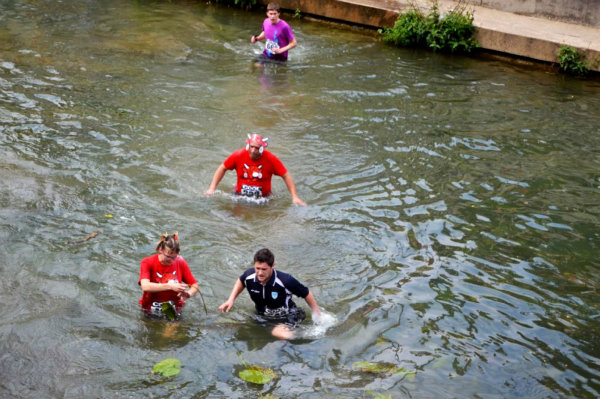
[260,0,600,72]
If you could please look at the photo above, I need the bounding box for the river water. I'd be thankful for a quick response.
[1,1,599,398]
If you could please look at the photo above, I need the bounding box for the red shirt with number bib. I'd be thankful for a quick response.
[223,148,287,197]
[138,253,197,311]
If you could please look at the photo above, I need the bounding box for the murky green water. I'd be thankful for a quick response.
[1,0,599,397]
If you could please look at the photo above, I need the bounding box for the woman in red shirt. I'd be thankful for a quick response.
[138,232,199,319]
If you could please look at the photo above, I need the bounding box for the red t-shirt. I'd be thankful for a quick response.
[223,149,287,197]
[138,254,197,310]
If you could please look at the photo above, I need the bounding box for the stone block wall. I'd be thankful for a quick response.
[473,0,599,27]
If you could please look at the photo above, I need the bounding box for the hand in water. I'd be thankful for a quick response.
[292,196,307,206]
[218,300,235,312]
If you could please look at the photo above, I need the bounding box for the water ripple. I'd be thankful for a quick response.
[0,2,599,398]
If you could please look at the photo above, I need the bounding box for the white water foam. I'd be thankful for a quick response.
[304,310,337,338]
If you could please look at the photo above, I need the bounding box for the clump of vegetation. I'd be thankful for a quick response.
[237,352,278,385]
[352,361,416,380]
[152,358,181,378]
[239,365,278,384]
[557,45,595,76]
[380,0,478,54]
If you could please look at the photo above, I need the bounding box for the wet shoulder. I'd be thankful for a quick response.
[274,270,298,285]
[240,267,256,280]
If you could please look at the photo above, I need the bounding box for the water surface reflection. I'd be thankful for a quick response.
[1,0,599,398]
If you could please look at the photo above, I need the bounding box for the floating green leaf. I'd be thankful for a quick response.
[352,361,416,380]
[161,302,178,321]
[239,365,277,384]
[152,358,181,377]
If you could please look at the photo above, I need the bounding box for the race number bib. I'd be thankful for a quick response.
[265,39,279,54]
[241,184,262,197]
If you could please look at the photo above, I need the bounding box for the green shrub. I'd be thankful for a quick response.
[557,46,591,76]
[382,9,429,48]
[381,1,478,54]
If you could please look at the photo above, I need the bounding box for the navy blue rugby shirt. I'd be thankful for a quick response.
[239,268,309,314]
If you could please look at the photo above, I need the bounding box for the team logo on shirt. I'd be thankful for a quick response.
[271,292,278,299]
[156,270,178,285]
[243,164,263,181]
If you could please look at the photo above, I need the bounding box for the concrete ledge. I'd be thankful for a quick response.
[259,0,600,72]
[471,9,600,72]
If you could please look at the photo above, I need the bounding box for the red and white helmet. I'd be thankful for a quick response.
[245,134,269,154]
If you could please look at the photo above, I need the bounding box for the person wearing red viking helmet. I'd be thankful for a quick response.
[205,134,307,206]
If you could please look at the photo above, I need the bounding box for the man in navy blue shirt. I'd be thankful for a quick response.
[219,248,321,339]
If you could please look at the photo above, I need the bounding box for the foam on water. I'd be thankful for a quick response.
[228,193,270,206]
[303,310,337,338]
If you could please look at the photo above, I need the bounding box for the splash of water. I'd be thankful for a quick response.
[229,193,270,206]
[304,310,336,338]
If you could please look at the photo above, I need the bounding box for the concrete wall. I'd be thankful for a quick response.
[260,0,600,28]
[258,0,401,28]
[472,0,599,27]
[259,0,600,71]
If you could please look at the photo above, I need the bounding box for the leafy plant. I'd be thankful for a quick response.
[161,301,178,321]
[152,358,181,377]
[293,8,302,19]
[239,365,278,384]
[381,0,478,54]
[352,361,416,380]
[557,45,592,76]
[380,9,429,48]
[237,352,278,385]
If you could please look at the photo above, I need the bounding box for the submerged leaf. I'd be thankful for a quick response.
[239,365,277,384]
[352,361,396,374]
[352,361,416,379]
[432,358,449,369]
[152,358,181,377]
[397,367,416,382]
[161,302,178,321]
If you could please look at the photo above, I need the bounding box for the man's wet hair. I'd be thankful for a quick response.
[267,2,280,12]
[254,248,275,267]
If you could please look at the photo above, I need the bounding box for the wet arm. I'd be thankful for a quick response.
[281,172,306,206]
[251,32,265,42]
[304,290,321,316]
[218,279,245,312]
[140,278,188,294]
[205,164,228,195]
[180,283,199,299]
[276,37,297,53]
